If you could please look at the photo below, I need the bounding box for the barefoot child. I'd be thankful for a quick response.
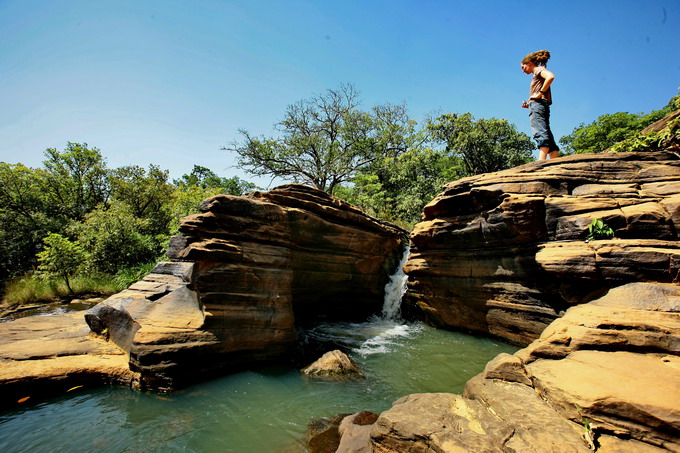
[521,50,559,160]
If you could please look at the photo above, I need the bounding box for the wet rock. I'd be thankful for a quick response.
[306,414,348,453]
[301,350,362,379]
[336,411,378,453]
[368,282,680,451]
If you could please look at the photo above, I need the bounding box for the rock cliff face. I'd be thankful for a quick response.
[404,150,680,345]
[85,184,405,390]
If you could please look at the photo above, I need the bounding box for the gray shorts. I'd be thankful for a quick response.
[529,100,559,151]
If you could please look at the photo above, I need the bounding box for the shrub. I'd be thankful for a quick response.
[113,262,157,291]
[37,233,88,294]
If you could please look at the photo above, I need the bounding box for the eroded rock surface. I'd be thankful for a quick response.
[404,150,680,345]
[0,184,406,400]
[301,349,363,379]
[0,312,139,408]
[363,282,680,452]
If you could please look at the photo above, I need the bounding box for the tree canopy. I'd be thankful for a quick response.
[427,113,534,175]
[559,94,679,154]
[225,84,417,194]
[0,144,256,285]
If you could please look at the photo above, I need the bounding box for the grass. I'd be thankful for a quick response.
[2,273,119,308]
[1,262,159,309]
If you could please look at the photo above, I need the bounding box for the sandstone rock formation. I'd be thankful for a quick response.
[347,282,680,451]
[0,311,139,408]
[404,150,680,345]
[301,349,363,379]
[72,184,403,392]
[0,185,405,404]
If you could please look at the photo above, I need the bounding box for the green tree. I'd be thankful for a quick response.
[427,113,534,176]
[109,164,174,236]
[0,163,60,281]
[41,142,111,219]
[338,147,460,226]
[173,165,258,194]
[72,201,162,274]
[37,233,88,294]
[169,166,260,233]
[559,94,679,154]
[225,84,417,194]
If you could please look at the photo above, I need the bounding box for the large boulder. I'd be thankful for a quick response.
[404,150,680,345]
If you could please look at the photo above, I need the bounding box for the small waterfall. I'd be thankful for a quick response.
[381,245,410,320]
[299,245,414,358]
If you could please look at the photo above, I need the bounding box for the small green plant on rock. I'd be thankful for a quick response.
[575,404,598,450]
[586,218,615,241]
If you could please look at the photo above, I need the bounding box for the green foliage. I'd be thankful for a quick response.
[37,233,88,294]
[72,201,163,274]
[41,142,110,219]
[109,164,175,235]
[338,147,460,226]
[174,165,258,194]
[225,84,418,193]
[3,273,118,305]
[586,218,615,241]
[113,261,157,291]
[609,117,680,153]
[427,113,534,176]
[0,163,65,281]
[559,94,678,154]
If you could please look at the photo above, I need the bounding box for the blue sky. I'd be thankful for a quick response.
[1,0,678,187]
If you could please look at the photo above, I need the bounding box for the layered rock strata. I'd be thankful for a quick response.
[404,150,680,345]
[352,282,680,451]
[0,311,139,408]
[84,184,405,390]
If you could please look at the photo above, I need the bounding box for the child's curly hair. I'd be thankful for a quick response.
[521,50,551,66]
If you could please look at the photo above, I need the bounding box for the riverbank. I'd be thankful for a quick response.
[0,319,516,451]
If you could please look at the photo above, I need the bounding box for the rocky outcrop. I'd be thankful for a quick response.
[301,349,363,379]
[404,150,680,345]
[0,185,405,402]
[81,184,404,391]
[0,311,139,408]
[350,282,680,451]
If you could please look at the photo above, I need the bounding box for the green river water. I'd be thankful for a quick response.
[0,251,518,452]
[0,319,517,452]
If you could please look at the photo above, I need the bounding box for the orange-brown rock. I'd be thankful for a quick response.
[404,150,680,345]
[0,312,140,408]
[364,282,680,451]
[84,184,405,390]
[0,185,405,401]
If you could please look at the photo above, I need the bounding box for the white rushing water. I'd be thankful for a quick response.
[303,245,417,357]
[381,245,411,320]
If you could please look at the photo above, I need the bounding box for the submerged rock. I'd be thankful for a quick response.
[301,349,362,379]
[306,413,348,453]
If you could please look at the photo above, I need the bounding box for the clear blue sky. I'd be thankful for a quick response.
[1,0,678,187]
